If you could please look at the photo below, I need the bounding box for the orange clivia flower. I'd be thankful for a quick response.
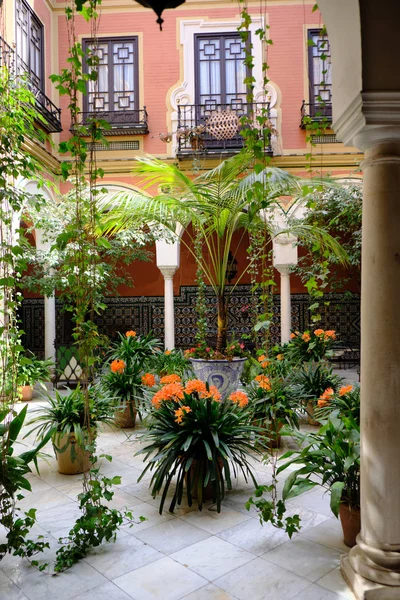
[201,385,222,402]
[324,330,336,340]
[160,374,181,385]
[302,332,311,342]
[184,379,207,395]
[110,359,125,373]
[314,329,325,337]
[126,330,136,337]
[318,398,329,408]
[276,354,284,361]
[151,382,184,408]
[229,390,249,408]
[255,375,271,391]
[165,350,172,355]
[290,332,296,339]
[319,387,334,402]
[141,373,156,387]
[174,405,192,424]
[339,385,353,397]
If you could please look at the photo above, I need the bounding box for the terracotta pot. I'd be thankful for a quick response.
[186,457,224,502]
[18,385,33,401]
[53,432,91,475]
[306,401,321,426]
[339,503,361,547]
[254,420,283,449]
[114,401,137,428]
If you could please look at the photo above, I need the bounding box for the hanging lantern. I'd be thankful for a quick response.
[134,0,186,30]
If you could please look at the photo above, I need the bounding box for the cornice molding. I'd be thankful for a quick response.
[334,92,400,150]
[23,139,60,175]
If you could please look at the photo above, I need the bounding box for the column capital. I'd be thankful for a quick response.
[335,91,400,150]
[159,266,178,279]
[275,264,293,275]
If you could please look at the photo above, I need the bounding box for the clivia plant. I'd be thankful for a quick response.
[285,329,337,363]
[137,376,261,513]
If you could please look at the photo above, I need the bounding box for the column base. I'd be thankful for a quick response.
[341,554,400,599]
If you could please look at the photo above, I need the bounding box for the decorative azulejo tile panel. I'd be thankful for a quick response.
[21,287,360,355]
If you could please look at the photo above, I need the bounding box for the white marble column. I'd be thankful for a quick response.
[276,265,291,344]
[44,294,56,365]
[340,139,400,597]
[159,266,178,350]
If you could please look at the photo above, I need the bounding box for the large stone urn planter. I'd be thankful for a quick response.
[189,357,247,397]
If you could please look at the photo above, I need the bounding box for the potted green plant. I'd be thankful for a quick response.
[149,348,192,379]
[101,330,160,427]
[285,329,338,364]
[291,360,343,425]
[26,385,115,475]
[99,153,346,395]
[247,371,300,449]
[278,407,360,547]
[17,352,54,401]
[137,376,261,513]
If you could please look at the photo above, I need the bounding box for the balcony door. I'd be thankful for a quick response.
[194,33,248,111]
[308,29,332,118]
[15,0,44,92]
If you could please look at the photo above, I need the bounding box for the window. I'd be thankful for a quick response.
[83,37,142,128]
[15,0,44,91]
[307,29,332,117]
[194,33,249,108]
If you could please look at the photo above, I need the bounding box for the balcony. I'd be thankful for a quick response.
[80,108,149,136]
[0,37,62,133]
[300,100,332,129]
[177,102,272,157]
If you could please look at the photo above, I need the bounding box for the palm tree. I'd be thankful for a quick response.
[98,151,346,353]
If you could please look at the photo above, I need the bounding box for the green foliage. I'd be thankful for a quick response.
[316,384,360,424]
[26,386,115,450]
[284,329,338,364]
[246,486,301,538]
[138,381,261,513]
[291,361,344,408]
[17,352,54,386]
[54,463,142,573]
[278,412,360,515]
[247,375,301,437]
[102,331,160,409]
[0,406,52,561]
[292,185,362,311]
[150,348,192,378]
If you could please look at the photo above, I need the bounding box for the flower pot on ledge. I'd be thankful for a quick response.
[189,357,247,397]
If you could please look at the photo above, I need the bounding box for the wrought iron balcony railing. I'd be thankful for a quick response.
[80,108,149,135]
[177,101,272,156]
[0,37,62,133]
[300,100,332,129]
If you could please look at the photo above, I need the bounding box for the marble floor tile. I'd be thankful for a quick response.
[18,488,74,512]
[171,536,255,580]
[214,556,311,600]
[134,518,211,554]
[299,518,349,553]
[36,502,82,537]
[112,556,207,600]
[70,581,132,600]
[217,515,290,555]
[5,560,108,600]
[292,583,350,599]
[179,504,251,535]
[121,501,176,533]
[262,537,341,582]
[83,534,162,579]
[182,583,237,599]
[316,567,356,599]
[0,580,29,600]
[287,489,333,518]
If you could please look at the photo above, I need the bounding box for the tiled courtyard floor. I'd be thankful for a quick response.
[0,388,357,600]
